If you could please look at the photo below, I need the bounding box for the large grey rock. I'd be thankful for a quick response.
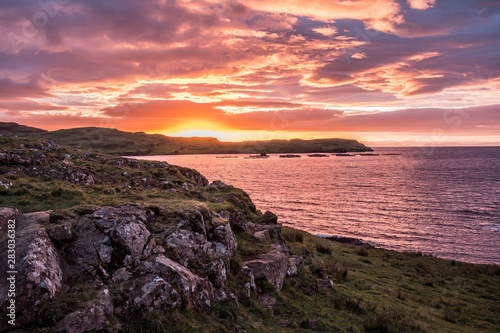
[47,222,73,242]
[254,211,278,224]
[0,177,13,189]
[176,208,214,238]
[0,212,67,329]
[254,224,284,244]
[287,255,304,277]
[180,170,209,187]
[160,210,237,298]
[63,167,95,185]
[64,205,156,285]
[138,255,214,312]
[238,266,256,299]
[123,275,181,313]
[53,288,113,333]
[253,230,271,243]
[162,229,211,267]
[213,223,237,270]
[243,244,289,290]
[228,212,252,233]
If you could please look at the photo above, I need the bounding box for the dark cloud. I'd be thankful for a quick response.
[0,100,68,111]
[0,75,53,99]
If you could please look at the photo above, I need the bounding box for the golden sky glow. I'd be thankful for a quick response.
[1,0,499,146]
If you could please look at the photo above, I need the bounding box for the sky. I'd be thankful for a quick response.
[1,0,499,146]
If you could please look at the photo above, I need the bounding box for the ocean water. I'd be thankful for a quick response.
[135,147,500,265]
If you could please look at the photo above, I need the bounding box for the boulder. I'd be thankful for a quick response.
[238,266,256,299]
[209,196,225,203]
[254,224,284,244]
[53,288,113,333]
[318,278,334,291]
[138,255,214,312]
[207,180,228,191]
[107,157,141,169]
[63,167,95,185]
[176,208,214,238]
[37,140,60,151]
[0,177,13,189]
[258,293,277,310]
[179,170,209,187]
[287,255,304,277]
[228,212,252,233]
[112,267,133,283]
[123,275,181,313]
[213,223,237,269]
[144,161,168,168]
[160,213,237,302]
[243,244,289,290]
[254,211,278,224]
[47,222,73,242]
[253,230,271,243]
[0,212,67,328]
[64,205,156,285]
[162,229,210,267]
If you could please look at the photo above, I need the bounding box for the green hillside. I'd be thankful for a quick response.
[0,122,372,155]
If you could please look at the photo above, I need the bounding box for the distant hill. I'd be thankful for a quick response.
[0,122,48,136]
[0,122,372,155]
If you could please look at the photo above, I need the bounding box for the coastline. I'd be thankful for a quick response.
[0,137,499,332]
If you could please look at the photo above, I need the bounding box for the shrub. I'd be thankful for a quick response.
[324,259,348,282]
[364,307,422,332]
[356,248,369,257]
[283,228,304,243]
[316,241,332,255]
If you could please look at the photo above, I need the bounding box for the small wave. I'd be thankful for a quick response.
[458,209,491,216]
[483,224,500,231]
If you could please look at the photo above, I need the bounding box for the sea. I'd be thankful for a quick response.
[134,147,500,265]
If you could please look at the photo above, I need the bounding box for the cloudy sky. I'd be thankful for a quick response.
[1,0,499,146]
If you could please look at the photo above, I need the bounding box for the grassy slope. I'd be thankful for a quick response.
[0,122,372,155]
[1,137,498,332]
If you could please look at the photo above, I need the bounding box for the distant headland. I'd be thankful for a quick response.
[0,122,372,155]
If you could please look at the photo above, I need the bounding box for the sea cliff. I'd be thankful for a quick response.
[0,137,499,332]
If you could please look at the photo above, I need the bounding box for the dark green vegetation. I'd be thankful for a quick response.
[0,122,372,155]
[1,137,499,332]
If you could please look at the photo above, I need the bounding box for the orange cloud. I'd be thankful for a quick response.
[407,0,436,10]
[241,0,404,32]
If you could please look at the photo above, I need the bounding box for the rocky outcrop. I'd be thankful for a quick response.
[238,266,256,299]
[0,142,207,190]
[0,137,330,333]
[0,201,305,332]
[243,244,289,291]
[122,275,181,313]
[137,255,214,312]
[47,222,72,242]
[63,205,156,285]
[2,199,291,331]
[0,177,12,189]
[0,211,68,330]
[53,288,113,333]
[286,255,304,277]
[179,169,209,187]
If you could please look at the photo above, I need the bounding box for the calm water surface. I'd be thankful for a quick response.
[135,147,500,265]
